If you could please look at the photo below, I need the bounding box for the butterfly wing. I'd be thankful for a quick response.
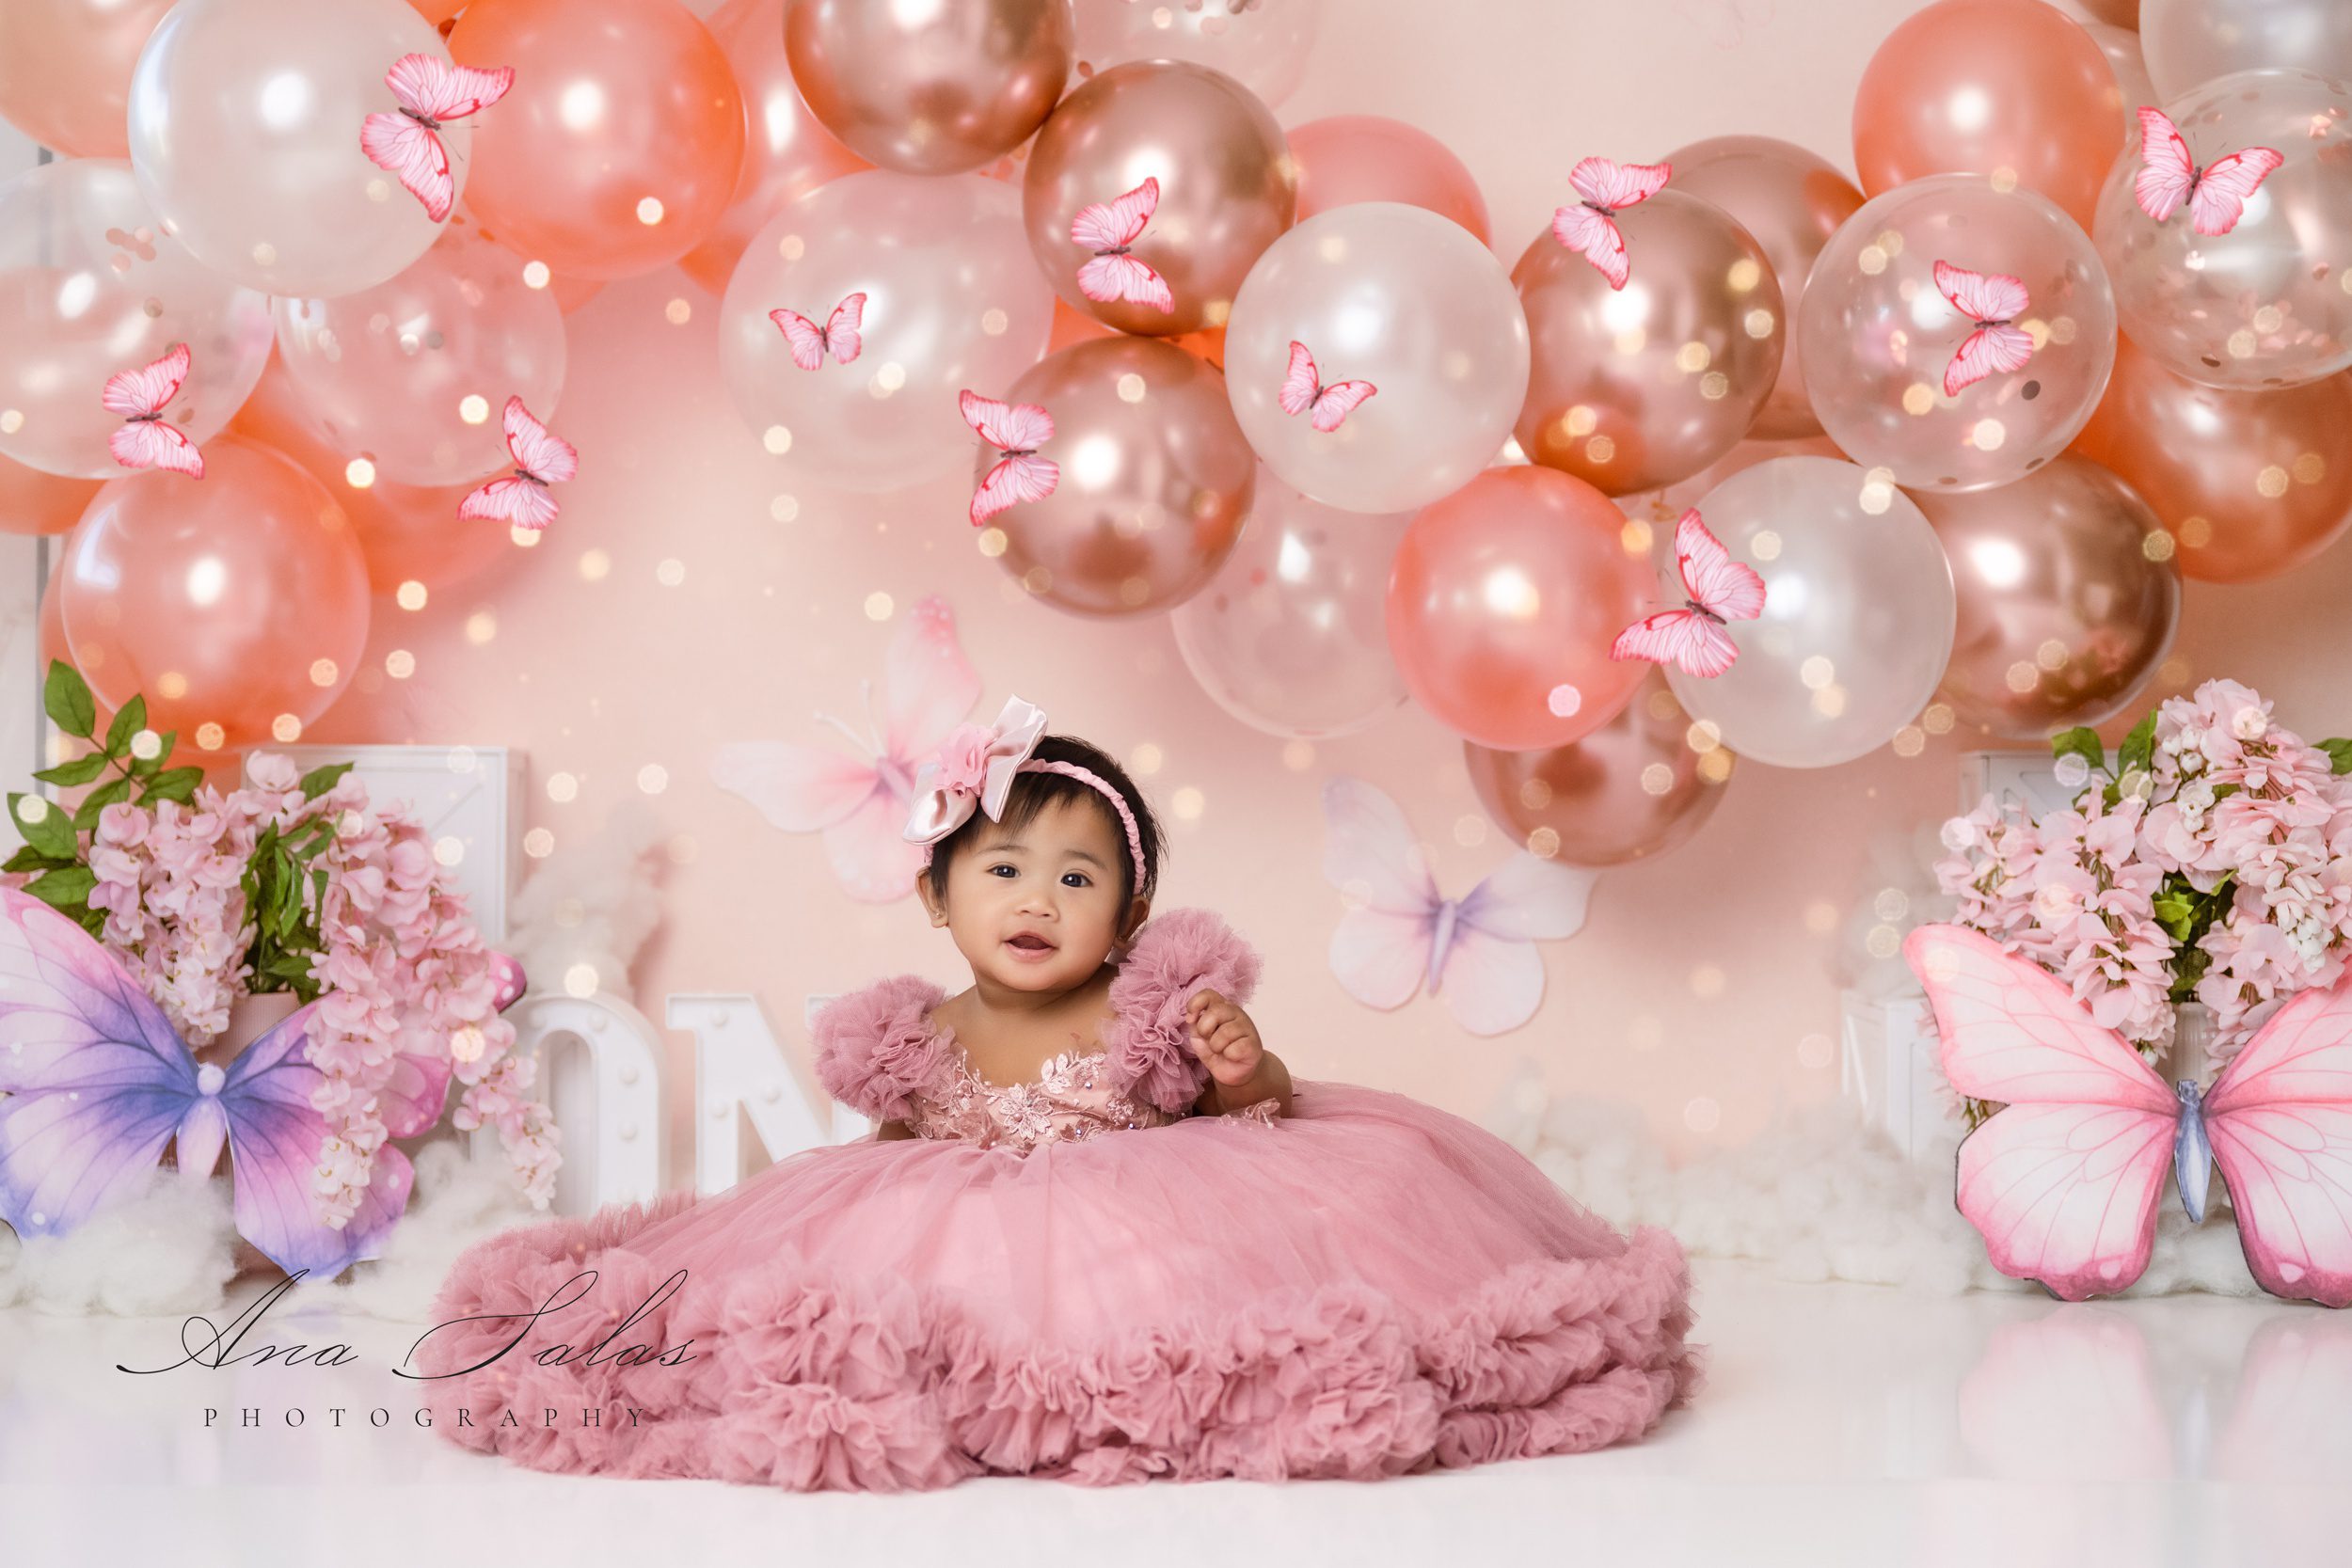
[455,473,555,530]
[1310,380,1376,434]
[2188,147,2286,238]
[1423,853,1597,1036]
[820,785,930,904]
[1070,176,1158,252]
[1076,253,1174,312]
[1673,508,1765,623]
[100,342,190,420]
[881,594,981,764]
[771,308,830,372]
[1934,260,2031,325]
[1612,609,1737,678]
[709,740,882,832]
[359,110,454,222]
[1278,341,1322,418]
[1327,907,1436,1011]
[825,293,866,364]
[2200,979,2352,1307]
[107,418,204,479]
[1905,923,2181,1300]
[959,390,1056,452]
[1945,324,2035,397]
[501,396,577,484]
[1568,155,1671,212]
[1551,203,1630,290]
[969,453,1058,527]
[386,52,514,122]
[1321,775,1442,915]
[2133,107,2198,225]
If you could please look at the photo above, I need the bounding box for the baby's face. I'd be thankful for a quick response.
[929,795,1139,994]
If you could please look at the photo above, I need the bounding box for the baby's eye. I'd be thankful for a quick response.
[1062,872,1090,888]
[988,863,1017,878]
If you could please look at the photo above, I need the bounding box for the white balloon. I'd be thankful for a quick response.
[2142,0,2352,103]
[1072,0,1322,109]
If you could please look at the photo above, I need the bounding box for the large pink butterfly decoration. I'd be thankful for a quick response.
[1323,776,1595,1037]
[1277,341,1376,433]
[708,594,983,904]
[1071,177,1174,313]
[1907,921,2352,1308]
[103,342,203,479]
[771,293,866,372]
[1934,260,2034,397]
[2134,106,2284,239]
[359,52,515,224]
[1610,508,1766,679]
[960,390,1057,528]
[1551,156,1671,291]
[457,396,577,531]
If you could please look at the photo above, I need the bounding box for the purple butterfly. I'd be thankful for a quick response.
[0,889,517,1279]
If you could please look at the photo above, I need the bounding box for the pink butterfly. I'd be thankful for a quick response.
[1277,341,1377,433]
[359,52,515,224]
[1906,921,2352,1308]
[1551,156,1672,291]
[1611,508,1766,679]
[103,342,204,479]
[1322,776,1595,1037]
[960,390,1057,528]
[1934,260,2034,397]
[709,594,982,904]
[457,396,576,531]
[770,293,866,372]
[2134,106,2284,239]
[1071,177,1174,313]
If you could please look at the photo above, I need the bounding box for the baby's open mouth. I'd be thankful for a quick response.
[1006,934,1056,952]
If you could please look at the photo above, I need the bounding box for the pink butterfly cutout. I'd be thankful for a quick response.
[708,595,982,904]
[1277,341,1377,433]
[1322,776,1595,1037]
[1551,156,1671,290]
[103,342,203,479]
[1934,260,2035,397]
[359,52,515,224]
[1611,507,1766,679]
[960,390,1057,528]
[1907,921,2352,1308]
[2134,106,2284,239]
[771,293,866,372]
[457,396,576,531]
[1071,177,1174,313]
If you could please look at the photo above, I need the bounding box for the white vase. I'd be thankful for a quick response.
[2164,1000,2216,1090]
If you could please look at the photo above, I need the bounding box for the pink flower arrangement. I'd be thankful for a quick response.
[1935,680,2352,1114]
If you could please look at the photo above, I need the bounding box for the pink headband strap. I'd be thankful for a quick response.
[1011,758,1147,879]
[902,695,1147,881]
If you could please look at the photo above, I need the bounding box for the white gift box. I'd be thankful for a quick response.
[1838,988,1958,1163]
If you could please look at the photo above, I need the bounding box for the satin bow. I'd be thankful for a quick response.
[901,695,1050,850]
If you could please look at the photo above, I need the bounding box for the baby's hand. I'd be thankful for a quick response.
[1185,988,1264,1086]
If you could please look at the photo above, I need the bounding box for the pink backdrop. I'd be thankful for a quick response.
[301,0,2352,1176]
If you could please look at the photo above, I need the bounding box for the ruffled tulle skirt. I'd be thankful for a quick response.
[416,1080,1701,1489]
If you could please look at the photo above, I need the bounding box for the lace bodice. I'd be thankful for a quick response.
[909,1035,1280,1152]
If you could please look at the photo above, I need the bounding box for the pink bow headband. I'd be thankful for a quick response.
[901,695,1147,878]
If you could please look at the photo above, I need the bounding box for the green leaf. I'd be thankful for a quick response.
[2050,726,2106,775]
[8,792,79,859]
[71,775,135,832]
[2119,712,2157,779]
[2153,892,2198,941]
[130,730,177,779]
[139,767,203,805]
[102,695,147,759]
[1,845,73,874]
[298,761,356,800]
[2321,737,2352,775]
[31,754,109,787]
[41,660,95,739]
[24,863,96,910]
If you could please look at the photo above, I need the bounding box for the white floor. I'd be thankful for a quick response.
[4,1257,2347,1568]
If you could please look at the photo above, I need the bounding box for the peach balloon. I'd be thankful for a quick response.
[1463,672,1733,868]
[2081,0,2139,24]
[1851,0,2123,232]
[1048,299,1227,369]
[1917,454,2180,739]
[451,0,746,281]
[677,0,868,296]
[785,0,1070,177]
[1667,136,1866,441]
[0,454,102,538]
[1287,116,1490,245]
[37,555,76,685]
[2072,333,2352,583]
[0,0,176,158]
[1513,191,1786,497]
[1024,61,1296,336]
[59,436,372,752]
[408,0,466,23]
[2081,22,2158,150]
[1386,466,1651,752]
[979,337,1255,618]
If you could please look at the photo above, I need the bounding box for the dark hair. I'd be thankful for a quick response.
[927,734,1167,912]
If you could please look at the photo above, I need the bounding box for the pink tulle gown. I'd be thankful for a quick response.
[419,909,1701,1489]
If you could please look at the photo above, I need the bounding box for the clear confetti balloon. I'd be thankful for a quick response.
[2141,0,2352,103]
[1072,0,1321,110]
[1800,174,2118,493]
[2092,70,2352,391]
[1663,456,1956,769]
[718,170,1054,492]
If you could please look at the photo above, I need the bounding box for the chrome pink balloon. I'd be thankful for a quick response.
[1287,115,1489,245]
[0,0,177,158]
[1170,473,1411,739]
[1072,0,1321,109]
[785,0,1071,176]
[1801,174,2118,493]
[0,160,273,480]
[1228,203,1528,515]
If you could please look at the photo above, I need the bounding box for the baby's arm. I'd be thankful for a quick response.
[1186,989,1293,1117]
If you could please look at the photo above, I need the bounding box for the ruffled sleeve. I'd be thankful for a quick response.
[812,974,951,1123]
[1101,907,1265,1115]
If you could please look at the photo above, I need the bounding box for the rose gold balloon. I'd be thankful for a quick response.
[1048,298,1227,369]
[2072,333,2352,582]
[1073,0,1321,109]
[451,0,745,281]
[1667,136,1866,441]
[677,0,868,295]
[0,454,102,538]
[1386,466,1651,752]
[59,436,371,752]
[1917,454,2180,738]
[1851,0,2122,232]
[2082,0,2138,25]
[0,0,176,158]
[1464,672,1733,867]
[1513,191,1786,497]
[785,0,1071,176]
[980,337,1255,617]
[1288,116,1490,245]
[1024,60,1295,336]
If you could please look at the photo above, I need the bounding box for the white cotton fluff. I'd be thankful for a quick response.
[0,1164,240,1316]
